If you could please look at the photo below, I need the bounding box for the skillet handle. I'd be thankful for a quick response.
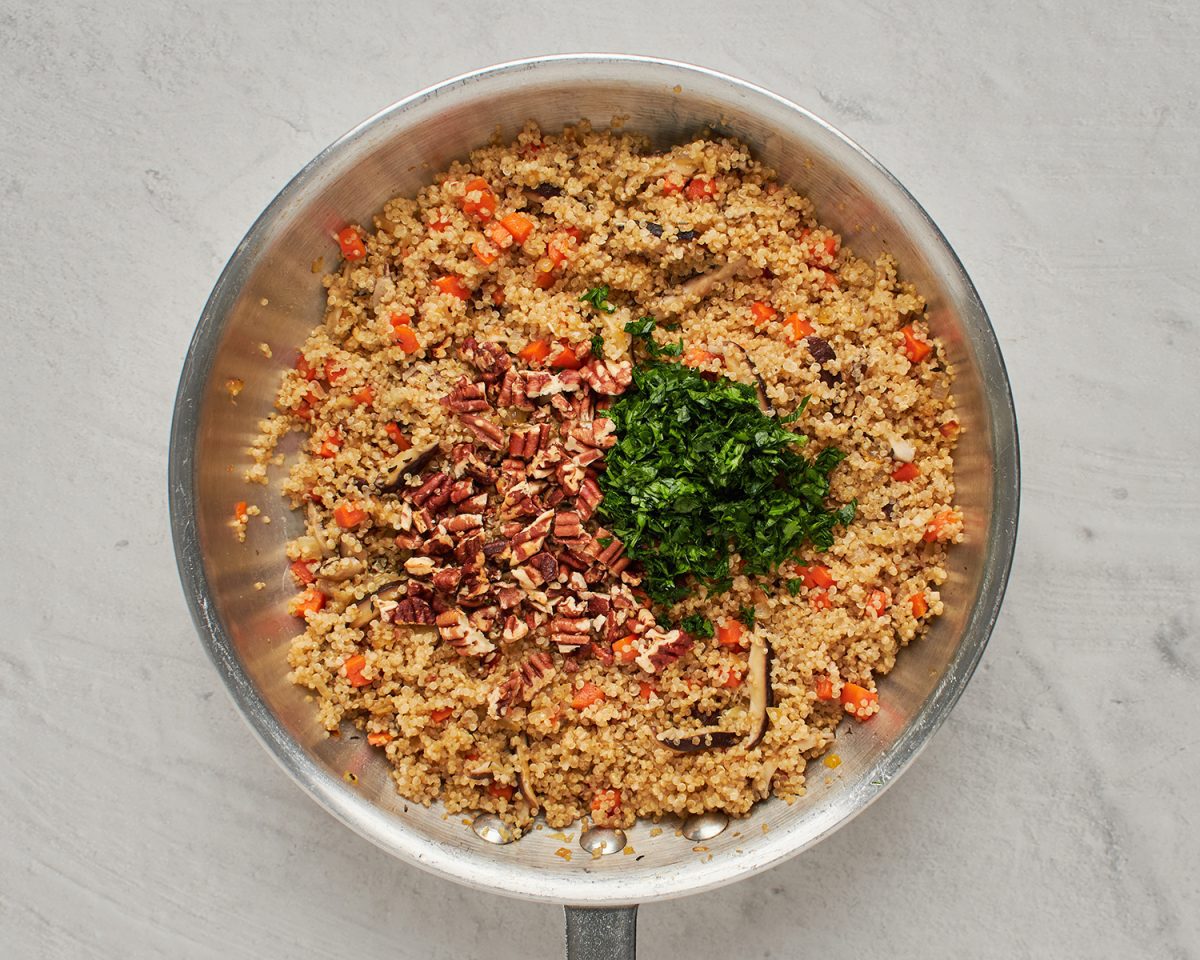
[564,905,638,959]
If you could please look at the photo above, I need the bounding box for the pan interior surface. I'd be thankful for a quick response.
[170,55,1018,905]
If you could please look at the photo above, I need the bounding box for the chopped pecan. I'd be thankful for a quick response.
[553,510,584,541]
[392,596,435,624]
[404,556,436,576]
[580,357,632,396]
[460,337,512,383]
[496,369,532,410]
[510,509,554,564]
[451,442,499,484]
[593,529,629,572]
[468,605,500,634]
[586,594,612,617]
[461,492,489,512]
[566,417,617,450]
[591,642,615,667]
[508,423,551,460]
[454,534,485,568]
[501,614,529,642]
[483,540,510,562]
[457,574,491,606]
[435,608,495,657]
[432,566,464,594]
[394,531,423,550]
[459,414,506,450]
[556,458,585,496]
[497,586,524,610]
[524,371,580,399]
[449,479,475,504]
[576,475,603,520]
[527,551,559,586]
[635,628,693,674]
[442,377,492,414]
[410,472,450,509]
[550,613,591,653]
[442,513,484,534]
[487,650,555,718]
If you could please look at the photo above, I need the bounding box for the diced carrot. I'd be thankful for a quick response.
[342,654,370,687]
[293,403,313,421]
[234,500,248,521]
[924,509,958,542]
[722,666,744,689]
[487,781,514,801]
[591,789,621,814]
[865,589,890,618]
[716,620,744,649]
[336,226,366,261]
[820,269,840,290]
[491,287,506,306]
[351,385,374,407]
[324,359,346,383]
[295,354,318,380]
[785,313,815,339]
[841,682,878,720]
[572,681,605,710]
[518,339,552,363]
[429,219,450,233]
[638,681,655,702]
[797,564,835,589]
[901,325,933,363]
[289,559,316,586]
[661,176,684,196]
[909,593,929,618]
[385,422,412,450]
[317,430,342,459]
[484,220,513,249]
[613,635,639,663]
[815,676,835,701]
[430,707,454,723]
[499,212,534,244]
[940,420,959,437]
[393,325,420,353]
[682,347,719,367]
[459,177,496,221]
[810,590,833,611]
[293,587,326,618]
[750,301,777,325]
[546,230,579,265]
[891,462,920,482]
[367,732,393,746]
[534,263,559,289]
[472,239,498,265]
[389,312,412,328]
[434,275,471,300]
[334,502,368,529]
[685,177,717,200]
[549,344,584,370]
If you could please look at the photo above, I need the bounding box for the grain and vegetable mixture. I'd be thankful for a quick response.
[247,122,963,831]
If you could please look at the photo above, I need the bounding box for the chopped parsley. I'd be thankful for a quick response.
[681,614,715,639]
[590,333,605,357]
[786,577,805,596]
[624,315,682,360]
[598,356,856,605]
[580,285,616,313]
[737,605,757,628]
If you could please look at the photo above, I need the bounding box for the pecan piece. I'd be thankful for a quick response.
[487,650,555,718]
[442,513,484,534]
[435,608,495,657]
[580,358,632,396]
[432,566,464,594]
[575,475,603,520]
[442,377,492,414]
[510,509,554,565]
[404,556,436,576]
[410,472,450,508]
[392,596,435,624]
[496,369,533,410]
[501,614,529,642]
[460,337,512,383]
[459,414,506,450]
[635,628,694,674]
[553,510,584,541]
[566,417,617,451]
[508,423,551,460]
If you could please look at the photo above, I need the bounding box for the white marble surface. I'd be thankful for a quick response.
[3,1,1198,957]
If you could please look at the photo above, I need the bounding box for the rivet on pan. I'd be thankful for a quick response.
[681,812,729,842]
[579,827,626,856]
[471,813,515,845]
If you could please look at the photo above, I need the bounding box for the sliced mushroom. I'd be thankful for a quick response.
[658,729,742,753]
[515,736,540,814]
[654,256,749,317]
[378,442,441,493]
[348,580,405,630]
[726,342,775,417]
[315,556,365,582]
[742,633,772,749]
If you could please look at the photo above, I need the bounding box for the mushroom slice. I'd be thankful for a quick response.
[348,580,405,629]
[725,341,775,417]
[378,442,442,493]
[742,633,772,749]
[654,256,748,317]
[515,736,540,814]
[657,729,741,753]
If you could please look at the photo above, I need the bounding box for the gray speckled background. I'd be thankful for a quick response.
[2,1,1198,957]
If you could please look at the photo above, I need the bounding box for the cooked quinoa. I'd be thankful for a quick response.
[248,122,963,831]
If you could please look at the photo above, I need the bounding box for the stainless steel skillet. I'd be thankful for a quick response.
[168,55,1019,959]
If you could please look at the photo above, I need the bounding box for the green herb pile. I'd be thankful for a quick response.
[598,320,856,605]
